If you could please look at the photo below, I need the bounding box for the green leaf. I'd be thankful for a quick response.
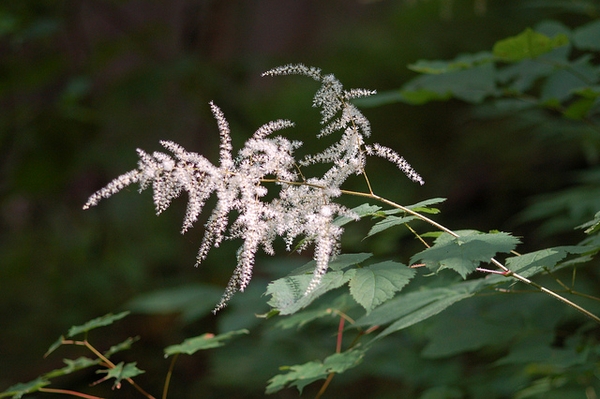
[505,246,589,277]
[365,198,445,238]
[572,20,600,50]
[493,28,569,62]
[497,335,588,368]
[275,294,354,330]
[43,357,99,379]
[95,361,144,389]
[349,261,415,313]
[334,203,381,226]
[419,290,557,360]
[104,336,140,358]
[400,88,453,105]
[408,52,494,74]
[563,96,596,120]
[410,230,520,278]
[289,253,372,275]
[0,377,50,399]
[44,335,65,358]
[578,211,600,234]
[401,63,497,104]
[266,270,355,315]
[371,197,445,217]
[497,58,559,94]
[377,290,476,340]
[265,347,366,394]
[67,311,130,337]
[164,329,249,356]
[356,279,485,339]
[275,308,336,330]
[366,215,416,239]
[408,197,446,213]
[266,361,325,394]
[539,56,598,104]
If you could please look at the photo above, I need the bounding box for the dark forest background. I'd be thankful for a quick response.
[2,1,599,398]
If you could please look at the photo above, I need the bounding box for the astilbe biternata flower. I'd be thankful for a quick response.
[84,64,424,311]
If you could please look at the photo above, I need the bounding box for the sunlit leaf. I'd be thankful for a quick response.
[410,230,520,278]
[366,198,445,238]
[67,311,130,337]
[265,347,366,394]
[407,197,446,213]
[164,329,249,356]
[266,270,355,315]
[349,261,415,313]
[493,28,568,62]
[563,97,596,120]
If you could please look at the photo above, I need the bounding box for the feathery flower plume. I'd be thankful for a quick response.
[84,65,423,311]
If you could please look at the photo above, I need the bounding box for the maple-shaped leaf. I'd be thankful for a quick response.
[410,230,520,278]
[94,362,144,390]
[349,261,415,313]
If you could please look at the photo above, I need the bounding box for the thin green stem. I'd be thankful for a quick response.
[502,268,600,324]
[544,267,600,302]
[162,354,179,399]
[261,177,600,325]
[65,339,156,399]
[315,316,345,399]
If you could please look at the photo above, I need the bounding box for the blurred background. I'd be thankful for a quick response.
[2,1,599,398]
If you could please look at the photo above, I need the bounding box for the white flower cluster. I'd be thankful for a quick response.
[84,64,423,311]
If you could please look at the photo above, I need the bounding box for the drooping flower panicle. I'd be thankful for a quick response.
[84,64,424,311]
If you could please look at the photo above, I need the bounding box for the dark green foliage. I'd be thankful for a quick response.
[411,230,520,277]
[4,2,600,399]
[265,347,366,394]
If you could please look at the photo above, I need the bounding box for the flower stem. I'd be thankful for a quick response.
[262,177,600,325]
